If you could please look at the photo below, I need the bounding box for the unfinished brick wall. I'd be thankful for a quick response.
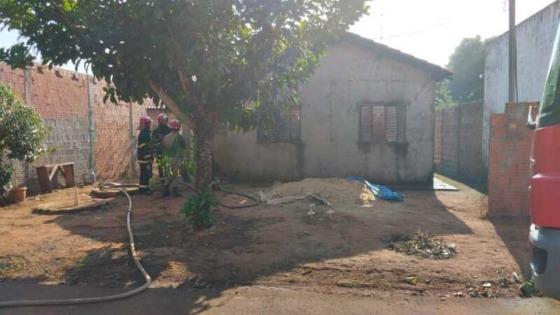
[29,66,90,183]
[434,103,484,186]
[0,63,149,189]
[488,102,537,216]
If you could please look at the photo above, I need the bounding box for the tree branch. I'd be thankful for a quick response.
[148,80,192,126]
[166,25,190,91]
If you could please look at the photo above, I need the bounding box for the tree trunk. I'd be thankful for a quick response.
[193,124,214,191]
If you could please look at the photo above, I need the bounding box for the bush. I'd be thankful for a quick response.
[0,84,47,193]
[181,189,216,230]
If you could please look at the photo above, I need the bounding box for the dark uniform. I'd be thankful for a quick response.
[152,124,172,181]
[137,128,153,193]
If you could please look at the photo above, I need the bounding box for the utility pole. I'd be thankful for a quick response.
[508,0,518,102]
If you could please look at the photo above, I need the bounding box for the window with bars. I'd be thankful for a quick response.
[359,103,406,144]
[257,107,301,143]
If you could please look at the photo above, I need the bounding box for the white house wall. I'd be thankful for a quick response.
[213,41,437,185]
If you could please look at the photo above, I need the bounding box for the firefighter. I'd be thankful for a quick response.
[152,113,171,183]
[137,116,153,194]
[162,119,186,197]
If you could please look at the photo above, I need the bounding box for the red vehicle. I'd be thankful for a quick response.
[529,23,560,298]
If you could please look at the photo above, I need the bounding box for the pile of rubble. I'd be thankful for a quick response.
[387,231,456,260]
[266,178,375,207]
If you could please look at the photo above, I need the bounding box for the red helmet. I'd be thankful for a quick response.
[139,116,152,130]
[157,113,168,125]
[168,119,181,131]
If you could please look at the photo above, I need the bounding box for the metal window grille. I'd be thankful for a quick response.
[359,104,406,143]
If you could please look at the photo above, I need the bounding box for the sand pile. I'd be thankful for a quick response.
[267,178,375,206]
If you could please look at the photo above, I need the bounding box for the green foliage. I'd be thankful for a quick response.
[0,161,13,192]
[0,0,368,187]
[182,190,217,230]
[519,280,538,298]
[0,1,368,126]
[447,36,485,103]
[434,80,457,110]
[0,85,47,162]
[0,84,47,191]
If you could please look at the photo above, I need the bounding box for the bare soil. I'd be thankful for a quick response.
[0,180,528,300]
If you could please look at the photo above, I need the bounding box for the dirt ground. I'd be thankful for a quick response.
[0,178,531,301]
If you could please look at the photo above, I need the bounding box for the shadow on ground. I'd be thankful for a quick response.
[40,188,473,288]
[0,186,478,314]
[490,215,532,277]
[0,280,218,315]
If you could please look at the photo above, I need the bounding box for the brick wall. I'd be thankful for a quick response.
[0,63,150,190]
[434,103,484,186]
[488,102,537,216]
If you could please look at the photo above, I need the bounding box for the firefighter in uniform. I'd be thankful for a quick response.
[162,119,186,197]
[152,113,171,183]
[137,116,153,194]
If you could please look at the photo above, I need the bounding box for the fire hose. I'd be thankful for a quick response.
[0,184,152,309]
[185,180,261,209]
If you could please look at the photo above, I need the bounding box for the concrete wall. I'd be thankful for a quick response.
[483,1,560,169]
[0,63,149,190]
[434,103,484,186]
[214,41,437,185]
[488,103,537,216]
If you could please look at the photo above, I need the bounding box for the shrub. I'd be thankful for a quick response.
[181,189,216,230]
[0,84,47,194]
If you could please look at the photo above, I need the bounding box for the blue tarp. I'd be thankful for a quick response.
[347,176,404,202]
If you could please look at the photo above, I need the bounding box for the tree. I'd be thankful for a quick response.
[0,84,47,195]
[447,36,485,103]
[434,80,457,110]
[0,0,368,189]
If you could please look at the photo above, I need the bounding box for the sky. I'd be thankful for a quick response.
[350,0,558,67]
[0,0,557,70]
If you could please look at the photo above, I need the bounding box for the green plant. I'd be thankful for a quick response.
[0,161,13,191]
[519,280,538,298]
[0,162,13,205]
[0,84,46,199]
[182,190,217,230]
[0,0,368,190]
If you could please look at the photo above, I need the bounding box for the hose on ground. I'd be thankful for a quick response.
[210,180,261,209]
[185,180,261,209]
[0,185,151,309]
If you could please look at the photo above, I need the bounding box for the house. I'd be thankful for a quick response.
[213,33,450,186]
[484,1,560,170]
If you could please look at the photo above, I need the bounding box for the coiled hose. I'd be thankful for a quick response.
[0,186,152,309]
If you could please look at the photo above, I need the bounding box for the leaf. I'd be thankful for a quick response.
[63,0,77,12]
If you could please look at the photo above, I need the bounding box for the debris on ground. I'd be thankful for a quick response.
[403,275,418,285]
[266,178,375,206]
[348,176,404,202]
[467,283,496,298]
[466,270,526,298]
[387,231,456,260]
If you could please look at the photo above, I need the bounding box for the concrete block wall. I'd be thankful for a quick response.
[458,103,484,185]
[29,66,90,183]
[437,107,459,177]
[484,2,559,171]
[488,102,537,216]
[0,62,148,190]
[434,111,443,166]
[434,103,484,186]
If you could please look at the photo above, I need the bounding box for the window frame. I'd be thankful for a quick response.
[358,102,407,145]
